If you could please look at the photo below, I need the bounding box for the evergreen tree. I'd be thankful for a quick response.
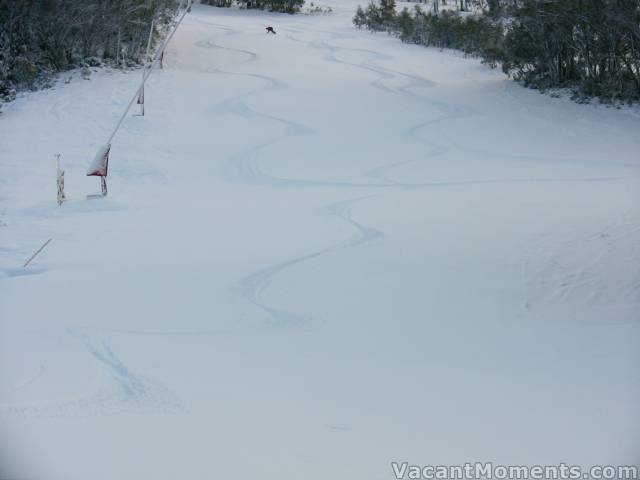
[397,7,415,42]
[353,5,367,28]
[364,2,384,31]
[379,0,397,28]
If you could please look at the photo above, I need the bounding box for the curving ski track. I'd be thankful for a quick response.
[236,196,383,328]
[191,23,627,330]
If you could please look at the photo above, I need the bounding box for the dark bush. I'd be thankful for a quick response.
[354,0,640,103]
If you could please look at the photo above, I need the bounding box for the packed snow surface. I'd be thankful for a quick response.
[1,2,639,478]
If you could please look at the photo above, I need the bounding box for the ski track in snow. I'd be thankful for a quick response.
[190,21,474,328]
[192,36,379,189]
[193,22,629,330]
[236,195,383,329]
[0,331,184,418]
[187,24,388,328]
[284,30,472,184]
[0,365,45,395]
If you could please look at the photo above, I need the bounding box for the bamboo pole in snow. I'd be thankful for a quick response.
[23,239,53,268]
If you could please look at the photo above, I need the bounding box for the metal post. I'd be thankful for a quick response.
[56,154,66,206]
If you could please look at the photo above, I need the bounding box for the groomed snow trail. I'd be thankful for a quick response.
[1,2,639,478]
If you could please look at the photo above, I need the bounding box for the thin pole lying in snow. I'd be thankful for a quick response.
[23,239,53,268]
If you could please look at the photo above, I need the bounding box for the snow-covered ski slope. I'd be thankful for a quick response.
[1,2,639,478]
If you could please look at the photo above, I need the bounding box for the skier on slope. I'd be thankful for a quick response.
[266,26,276,34]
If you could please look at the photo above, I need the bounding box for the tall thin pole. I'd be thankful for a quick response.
[145,18,155,64]
[137,17,155,115]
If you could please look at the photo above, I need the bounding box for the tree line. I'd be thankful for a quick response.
[354,0,640,102]
[201,0,305,14]
[0,0,181,103]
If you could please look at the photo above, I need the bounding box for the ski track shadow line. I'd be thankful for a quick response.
[0,331,185,419]
[235,195,383,330]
